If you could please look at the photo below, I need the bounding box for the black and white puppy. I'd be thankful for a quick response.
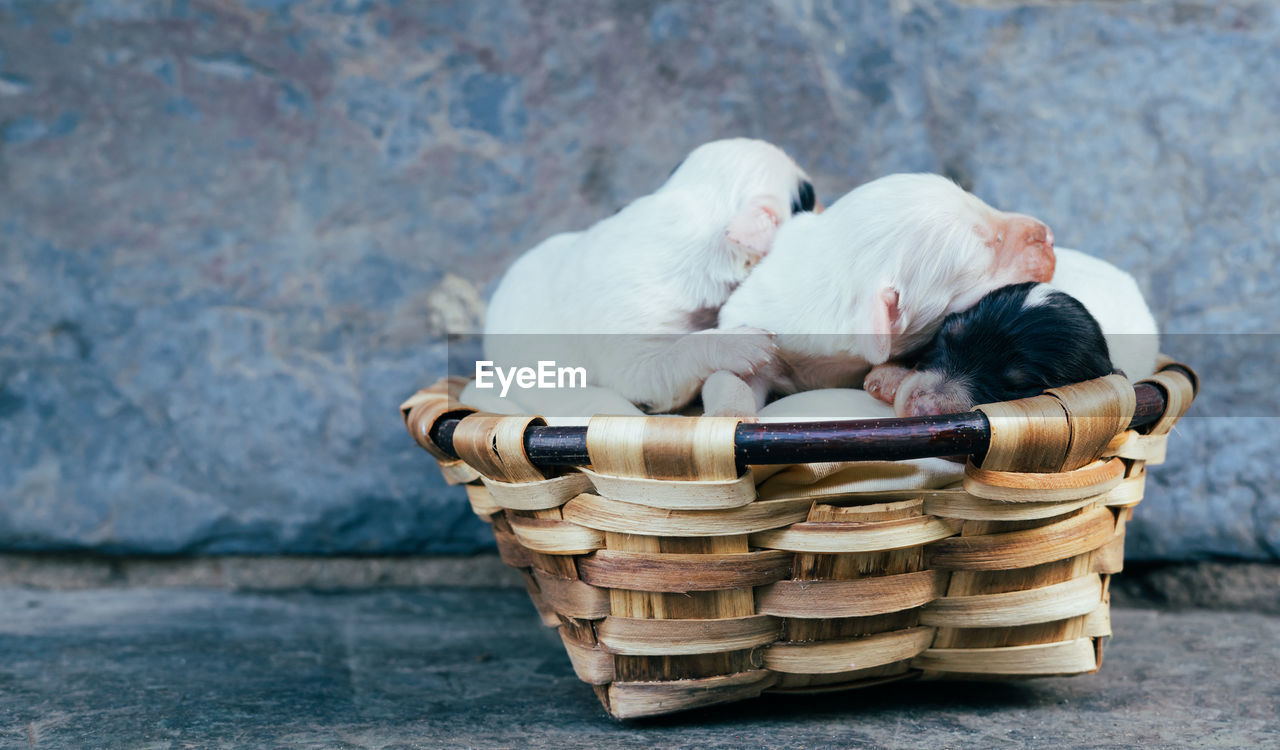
[868,282,1116,417]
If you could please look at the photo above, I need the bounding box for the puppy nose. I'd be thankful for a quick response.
[1006,216,1051,249]
[897,387,939,417]
[998,215,1056,282]
[898,386,971,417]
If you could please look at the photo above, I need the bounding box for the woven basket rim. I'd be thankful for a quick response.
[406,363,1196,468]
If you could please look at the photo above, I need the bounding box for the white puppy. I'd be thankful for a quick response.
[712,173,1055,412]
[483,138,817,414]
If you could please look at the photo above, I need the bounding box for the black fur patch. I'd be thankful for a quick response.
[792,180,816,214]
[684,305,720,331]
[913,283,1116,406]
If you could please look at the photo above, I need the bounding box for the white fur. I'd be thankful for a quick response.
[1049,247,1159,380]
[1021,283,1057,310]
[484,138,811,413]
[718,173,1054,401]
[757,388,894,421]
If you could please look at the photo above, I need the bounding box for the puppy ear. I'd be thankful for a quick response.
[725,195,784,260]
[867,286,901,365]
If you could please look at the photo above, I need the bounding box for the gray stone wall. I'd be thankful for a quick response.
[1,1,1275,559]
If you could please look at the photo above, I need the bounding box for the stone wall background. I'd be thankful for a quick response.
[1,0,1276,559]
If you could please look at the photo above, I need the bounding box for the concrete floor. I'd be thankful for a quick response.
[1,586,1277,749]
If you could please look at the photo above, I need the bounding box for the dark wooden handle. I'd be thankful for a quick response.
[428,378,1178,468]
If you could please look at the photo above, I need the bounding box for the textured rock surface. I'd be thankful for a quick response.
[2,586,1278,748]
[0,1,1275,557]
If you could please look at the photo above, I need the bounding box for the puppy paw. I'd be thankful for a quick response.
[701,370,760,417]
[698,326,778,378]
[863,363,912,405]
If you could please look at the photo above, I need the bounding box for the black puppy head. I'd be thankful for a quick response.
[895,283,1116,416]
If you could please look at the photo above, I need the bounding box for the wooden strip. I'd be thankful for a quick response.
[1106,431,1167,464]
[524,551,579,580]
[464,483,501,518]
[963,458,1125,502]
[563,493,813,537]
[1046,374,1136,471]
[604,670,776,720]
[577,549,792,593]
[1103,472,1147,507]
[768,669,917,694]
[519,570,562,628]
[931,553,1098,650]
[558,614,598,645]
[579,467,756,510]
[919,574,1104,628]
[491,521,531,569]
[586,416,648,476]
[1140,367,1196,436]
[757,571,946,619]
[750,516,962,553]
[682,417,745,480]
[437,460,481,485]
[559,629,615,685]
[782,499,931,651]
[506,514,604,555]
[811,496,925,515]
[762,626,935,675]
[452,414,548,483]
[1092,531,1126,574]
[1083,603,1111,638]
[1104,428,1135,456]
[605,533,758,682]
[596,615,780,655]
[927,505,1117,571]
[974,395,1071,472]
[513,507,581,578]
[530,569,610,619]
[911,637,1098,675]
[1139,436,1167,464]
[481,472,592,511]
[400,380,475,462]
[586,416,741,481]
[923,492,1099,521]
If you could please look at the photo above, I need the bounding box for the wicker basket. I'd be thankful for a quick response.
[400,361,1197,719]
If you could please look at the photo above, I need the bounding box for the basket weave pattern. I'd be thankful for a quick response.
[401,365,1196,719]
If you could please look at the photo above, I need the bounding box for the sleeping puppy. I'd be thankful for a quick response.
[1047,247,1159,381]
[865,246,1160,414]
[484,138,817,413]
[709,173,1055,413]
[866,283,1116,416]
